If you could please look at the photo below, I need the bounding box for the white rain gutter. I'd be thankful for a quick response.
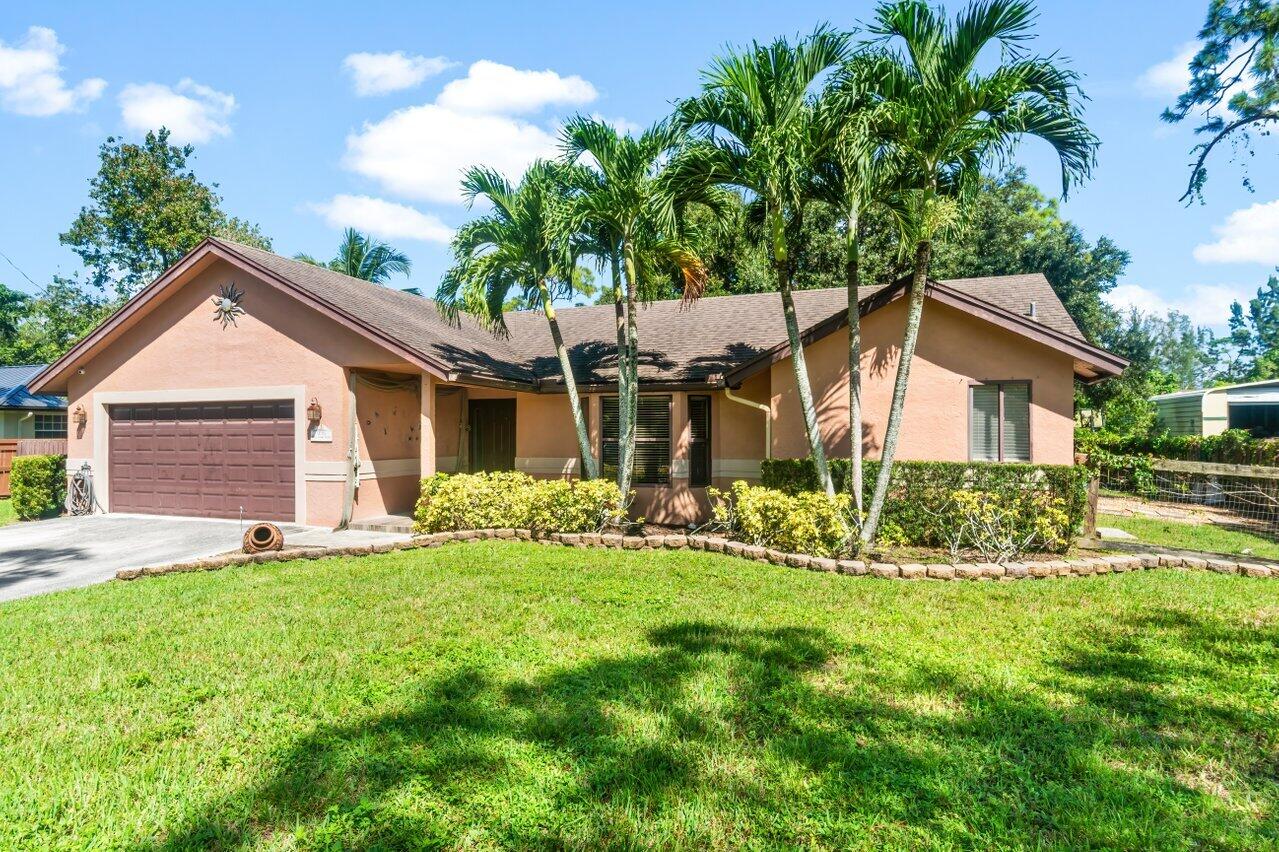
[724,387,771,460]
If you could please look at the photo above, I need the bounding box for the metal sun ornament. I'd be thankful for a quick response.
[211,283,246,329]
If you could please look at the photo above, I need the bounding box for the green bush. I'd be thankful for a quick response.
[1077,428,1279,466]
[759,457,1088,552]
[711,481,853,558]
[10,454,66,520]
[414,471,624,534]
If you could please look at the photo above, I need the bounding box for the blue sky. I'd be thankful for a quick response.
[1,0,1276,330]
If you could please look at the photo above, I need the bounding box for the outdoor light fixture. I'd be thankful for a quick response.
[307,398,322,424]
[72,404,87,427]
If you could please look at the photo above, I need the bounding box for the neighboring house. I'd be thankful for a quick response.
[29,238,1125,527]
[1152,379,1279,438]
[0,365,67,439]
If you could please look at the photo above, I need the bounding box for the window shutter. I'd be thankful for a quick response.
[970,385,1000,461]
[1001,383,1030,462]
[602,396,619,477]
[688,395,711,487]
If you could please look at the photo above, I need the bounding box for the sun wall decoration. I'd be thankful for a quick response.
[211,283,246,328]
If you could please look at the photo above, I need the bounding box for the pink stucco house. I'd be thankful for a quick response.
[29,238,1125,527]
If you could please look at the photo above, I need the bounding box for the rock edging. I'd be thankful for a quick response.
[114,528,1279,583]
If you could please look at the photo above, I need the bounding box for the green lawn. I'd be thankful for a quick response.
[1,544,1276,849]
[1100,512,1279,560]
[0,499,13,527]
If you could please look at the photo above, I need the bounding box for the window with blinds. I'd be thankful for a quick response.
[969,382,1030,462]
[602,395,671,485]
[688,395,711,487]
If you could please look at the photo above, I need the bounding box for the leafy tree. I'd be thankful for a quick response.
[61,129,271,297]
[1212,273,1279,379]
[437,161,598,478]
[560,115,721,496]
[856,0,1097,545]
[672,26,855,497]
[1164,0,1279,200]
[0,277,117,366]
[296,229,412,285]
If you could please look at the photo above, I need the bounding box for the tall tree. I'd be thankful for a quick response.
[437,161,598,479]
[1164,0,1279,201]
[857,0,1097,545]
[671,27,854,497]
[0,276,116,366]
[560,116,719,496]
[61,129,271,297]
[296,229,412,285]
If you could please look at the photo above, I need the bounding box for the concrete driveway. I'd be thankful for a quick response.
[0,514,308,603]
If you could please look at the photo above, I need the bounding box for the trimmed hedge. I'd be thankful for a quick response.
[10,454,66,520]
[710,481,852,557]
[759,457,1089,551]
[415,471,625,534]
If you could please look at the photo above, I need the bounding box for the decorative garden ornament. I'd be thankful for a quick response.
[211,283,246,328]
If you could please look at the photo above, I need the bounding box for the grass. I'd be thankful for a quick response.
[1100,512,1279,560]
[1,543,1277,849]
[0,499,13,527]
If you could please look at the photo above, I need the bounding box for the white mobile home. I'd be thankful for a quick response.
[1152,379,1279,437]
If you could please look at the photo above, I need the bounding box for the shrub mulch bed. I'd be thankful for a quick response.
[116,528,1279,583]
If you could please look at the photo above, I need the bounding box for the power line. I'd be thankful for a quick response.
[0,247,42,292]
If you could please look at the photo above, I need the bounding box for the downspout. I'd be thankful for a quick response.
[338,370,361,530]
[724,387,772,462]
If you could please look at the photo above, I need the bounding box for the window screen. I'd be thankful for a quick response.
[688,395,711,487]
[969,382,1030,462]
[602,395,671,485]
[34,412,67,439]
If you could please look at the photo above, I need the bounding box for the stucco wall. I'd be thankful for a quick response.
[64,259,421,526]
[770,297,1077,465]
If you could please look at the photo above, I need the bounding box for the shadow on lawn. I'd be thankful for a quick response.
[145,614,1279,850]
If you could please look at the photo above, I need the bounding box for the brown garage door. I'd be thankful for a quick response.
[109,401,295,521]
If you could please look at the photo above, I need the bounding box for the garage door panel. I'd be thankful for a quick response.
[109,400,294,521]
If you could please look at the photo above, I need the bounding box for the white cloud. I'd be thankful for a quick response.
[342,51,453,96]
[0,26,104,116]
[436,59,596,115]
[591,113,641,135]
[1193,200,1279,264]
[306,194,453,244]
[1137,42,1196,98]
[118,78,235,143]
[1105,282,1253,328]
[344,60,601,204]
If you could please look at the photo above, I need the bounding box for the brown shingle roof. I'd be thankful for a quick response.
[215,241,1104,388]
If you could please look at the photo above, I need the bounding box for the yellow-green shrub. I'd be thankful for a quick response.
[414,472,624,534]
[710,481,853,558]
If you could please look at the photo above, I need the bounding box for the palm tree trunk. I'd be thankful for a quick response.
[861,239,931,543]
[540,281,598,479]
[611,250,633,495]
[846,209,863,519]
[623,248,640,492]
[778,271,836,498]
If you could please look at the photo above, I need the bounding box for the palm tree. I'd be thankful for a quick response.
[856,0,1097,544]
[436,160,598,479]
[669,27,854,497]
[295,228,412,285]
[812,63,899,520]
[559,116,721,496]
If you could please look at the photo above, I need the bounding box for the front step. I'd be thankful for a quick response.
[348,514,414,534]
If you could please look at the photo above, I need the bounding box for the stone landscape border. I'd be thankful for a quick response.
[115,528,1279,582]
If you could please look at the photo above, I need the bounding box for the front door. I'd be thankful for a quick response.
[468,399,516,472]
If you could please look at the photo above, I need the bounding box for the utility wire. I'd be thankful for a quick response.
[0,247,44,294]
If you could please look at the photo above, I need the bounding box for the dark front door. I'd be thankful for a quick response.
[468,399,516,472]
[108,400,295,521]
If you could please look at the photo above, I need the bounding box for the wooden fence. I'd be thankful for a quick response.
[0,438,67,498]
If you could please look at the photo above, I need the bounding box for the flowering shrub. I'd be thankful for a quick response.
[414,472,624,534]
[930,489,1072,563]
[710,481,853,558]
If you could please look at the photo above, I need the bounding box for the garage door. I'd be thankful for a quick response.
[108,401,295,521]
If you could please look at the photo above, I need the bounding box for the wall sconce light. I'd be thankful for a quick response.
[306,398,322,424]
[72,404,87,427]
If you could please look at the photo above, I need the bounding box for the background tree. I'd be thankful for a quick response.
[437,161,598,478]
[296,229,412,285]
[672,27,854,497]
[1164,0,1279,201]
[0,276,116,366]
[61,129,271,298]
[857,0,1097,545]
